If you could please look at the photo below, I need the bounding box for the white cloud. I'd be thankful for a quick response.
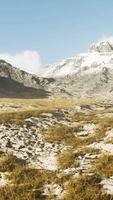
[0,50,41,74]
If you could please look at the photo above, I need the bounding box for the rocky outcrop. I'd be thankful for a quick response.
[2,40,113,99]
[36,40,113,99]
[39,40,113,78]
[0,60,53,98]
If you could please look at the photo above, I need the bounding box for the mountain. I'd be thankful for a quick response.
[38,40,113,99]
[39,40,113,78]
[0,60,53,98]
[1,39,113,99]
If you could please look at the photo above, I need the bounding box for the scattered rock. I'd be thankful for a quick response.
[101,177,113,195]
[43,183,63,197]
[77,123,96,137]
[0,172,8,187]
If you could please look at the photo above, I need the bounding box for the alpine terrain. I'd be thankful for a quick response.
[39,39,113,99]
[1,40,113,200]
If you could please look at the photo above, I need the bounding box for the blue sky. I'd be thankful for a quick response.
[0,0,113,73]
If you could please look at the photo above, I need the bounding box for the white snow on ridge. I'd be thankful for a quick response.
[89,39,113,53]
[39,40,113,78]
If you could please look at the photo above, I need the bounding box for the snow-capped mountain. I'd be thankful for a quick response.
[36,39,113,99]
[1,39,113,99]
[39,40,113,78]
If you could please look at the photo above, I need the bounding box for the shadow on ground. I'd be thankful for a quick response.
[0,77,51,98]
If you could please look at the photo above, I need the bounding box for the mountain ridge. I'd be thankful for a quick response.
[0,60,53,98]
[1,40,113,99]
[38,40,113,78]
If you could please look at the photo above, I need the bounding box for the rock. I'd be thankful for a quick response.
[77,123,96,137]
[0,122,63,171]
[43,183,63,197]
[0,172,8,187]
[101,176,113,195]
[6,139,13,148]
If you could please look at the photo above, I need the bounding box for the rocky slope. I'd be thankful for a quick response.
[1,101,113,199]
[1,40,113,99]
[38,40,113,99]
[1,40,113,199]
[39,40,113,78]
[0,60,54,98]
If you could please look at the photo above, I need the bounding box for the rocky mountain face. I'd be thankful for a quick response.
[1,41,113,198]
[0,60,54,98]
[1,40,113,99]
[39,40,113,78]
[38,40,113,99]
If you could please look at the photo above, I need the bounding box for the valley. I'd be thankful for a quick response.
[0,1,112,199]
[1,40,113,199]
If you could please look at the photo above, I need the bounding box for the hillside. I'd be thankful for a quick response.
[1,40,113,199]
[1,40,113,99]
[0,60,53,98]
[0,99,113,199]
[38,40,113,99]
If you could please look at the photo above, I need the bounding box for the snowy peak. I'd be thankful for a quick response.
[39,40,113,78]
[89,40,113,53]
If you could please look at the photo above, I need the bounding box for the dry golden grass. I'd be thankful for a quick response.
[0,97,101,105]
[43,120,108,151]
[57,150,79,170]
[74,146,100,157]
[0,98,113,199]
[0,97,105,124]
[43,113,113,174]
[0,154,26,172]
[60,174,110,200]
[0,98,76,125]
[0,109,55,125]
[43,124,82,144]
[0,154,60,200]
[93,154,113,178]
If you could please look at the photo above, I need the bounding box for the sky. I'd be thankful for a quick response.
[0,0,113,74]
